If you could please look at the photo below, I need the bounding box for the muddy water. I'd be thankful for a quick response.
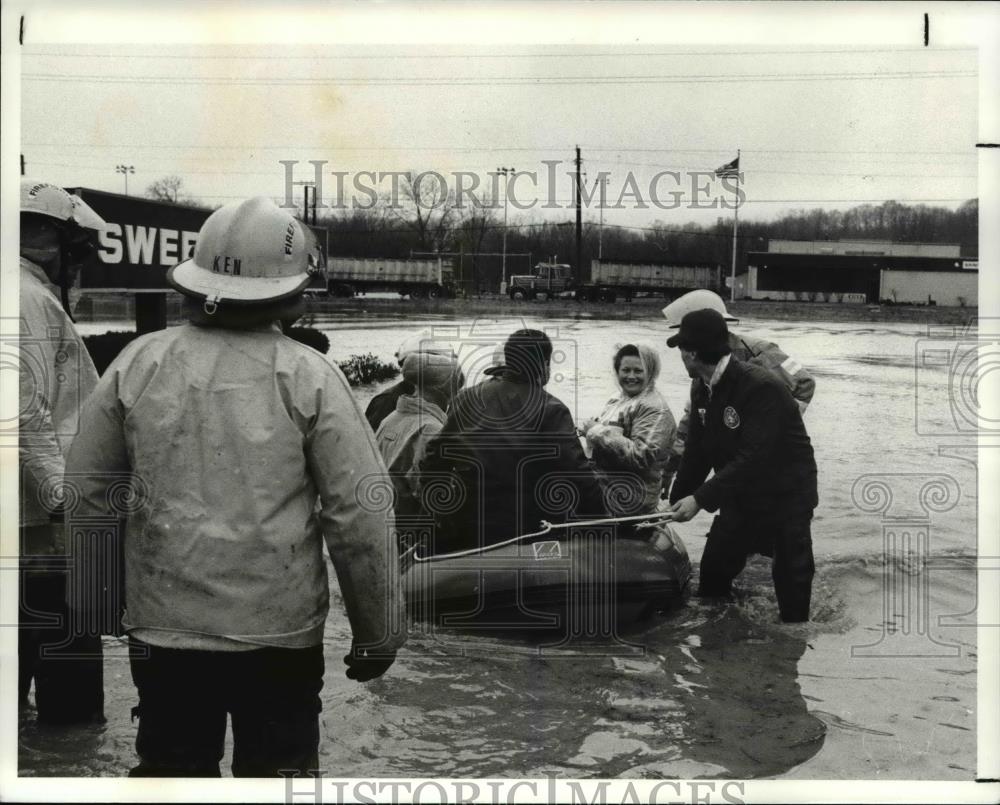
[21,313,979,779]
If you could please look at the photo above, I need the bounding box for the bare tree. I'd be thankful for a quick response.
[455,193,500,292]
[146,175,187,204]
[383,170,457,252]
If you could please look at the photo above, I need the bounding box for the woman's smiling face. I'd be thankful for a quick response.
[616,355,646,397]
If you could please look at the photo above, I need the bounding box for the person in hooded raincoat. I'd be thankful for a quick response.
[375,350,463,519]
[365,330,455,432]
[18,178,107,726]
[580,344,677,517]
[64,197,406,777]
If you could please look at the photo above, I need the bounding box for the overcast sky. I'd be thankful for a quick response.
[14,5,986,231]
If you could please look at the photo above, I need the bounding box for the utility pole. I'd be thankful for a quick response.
[574,146,582,283]
[596,175,610,260]
[116,164,135,195]
[293,180,317,225]
[304,184,319,225]
[20,154,25,176]
[493,166,515,294]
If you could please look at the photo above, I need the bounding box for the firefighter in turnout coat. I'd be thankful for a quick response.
[65,198,406,776]
[18,179,107,725]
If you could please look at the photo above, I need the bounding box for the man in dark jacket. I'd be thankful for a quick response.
[666,309,818,622]
[418,329,608,555]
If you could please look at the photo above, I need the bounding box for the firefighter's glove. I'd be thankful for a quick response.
[344,643,397,682]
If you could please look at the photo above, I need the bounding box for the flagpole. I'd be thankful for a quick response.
[729,148,740,304]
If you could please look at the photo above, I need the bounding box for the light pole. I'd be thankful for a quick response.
[493,166,515,294]
[116,164,135,195]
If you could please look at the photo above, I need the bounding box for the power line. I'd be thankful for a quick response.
[31,160,280,176]
[31,157,977,181]
[583,146,975,156]
[584,159,976,179]
[23,143,577,152]
[30,150,977,165]
[727,197,974,203]
[23,142,975,156]
[21,46,976,60]
[23,69,975,87]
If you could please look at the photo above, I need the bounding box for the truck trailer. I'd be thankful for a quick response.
[507,259,722,302]
[323,257,455,299]
[576,259,723,302]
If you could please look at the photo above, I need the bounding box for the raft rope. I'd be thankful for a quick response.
[408,510,676,565]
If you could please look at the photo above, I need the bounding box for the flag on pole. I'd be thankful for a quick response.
[714,156,740,178]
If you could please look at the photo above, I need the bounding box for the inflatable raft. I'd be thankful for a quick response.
[401,516,691,630]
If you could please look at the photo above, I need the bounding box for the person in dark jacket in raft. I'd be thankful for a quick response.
[417,328,609,555]
[666,309,818,623]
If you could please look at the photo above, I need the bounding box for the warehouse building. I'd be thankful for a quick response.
[736,239,978,307]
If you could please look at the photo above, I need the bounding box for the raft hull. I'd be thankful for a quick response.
[402,527,691,632]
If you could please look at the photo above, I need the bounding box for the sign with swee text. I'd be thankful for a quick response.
[69,188,327,292]
[70,188,211,291]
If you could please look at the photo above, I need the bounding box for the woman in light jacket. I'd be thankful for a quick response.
[580,343,677,517]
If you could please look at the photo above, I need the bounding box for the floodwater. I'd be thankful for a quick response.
[21,312,980,779]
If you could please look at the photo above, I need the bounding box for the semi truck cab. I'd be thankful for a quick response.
[508,262,573,300]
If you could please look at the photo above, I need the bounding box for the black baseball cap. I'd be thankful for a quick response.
[666,308,731,351]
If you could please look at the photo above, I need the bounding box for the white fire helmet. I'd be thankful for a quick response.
[20,179,106,231]
[168,197,313,305]
[662,289,739,329]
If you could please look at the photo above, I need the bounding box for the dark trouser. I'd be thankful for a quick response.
[699,504,815,622]
[19,554,105,725]
[128,637,324,778]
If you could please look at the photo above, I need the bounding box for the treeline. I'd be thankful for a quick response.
[315,199,978,290]
[145,176,978,289]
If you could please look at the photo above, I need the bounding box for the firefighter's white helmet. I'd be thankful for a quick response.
[168,197,313,305]
[20,179,106,231]
[662,289,739,328]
